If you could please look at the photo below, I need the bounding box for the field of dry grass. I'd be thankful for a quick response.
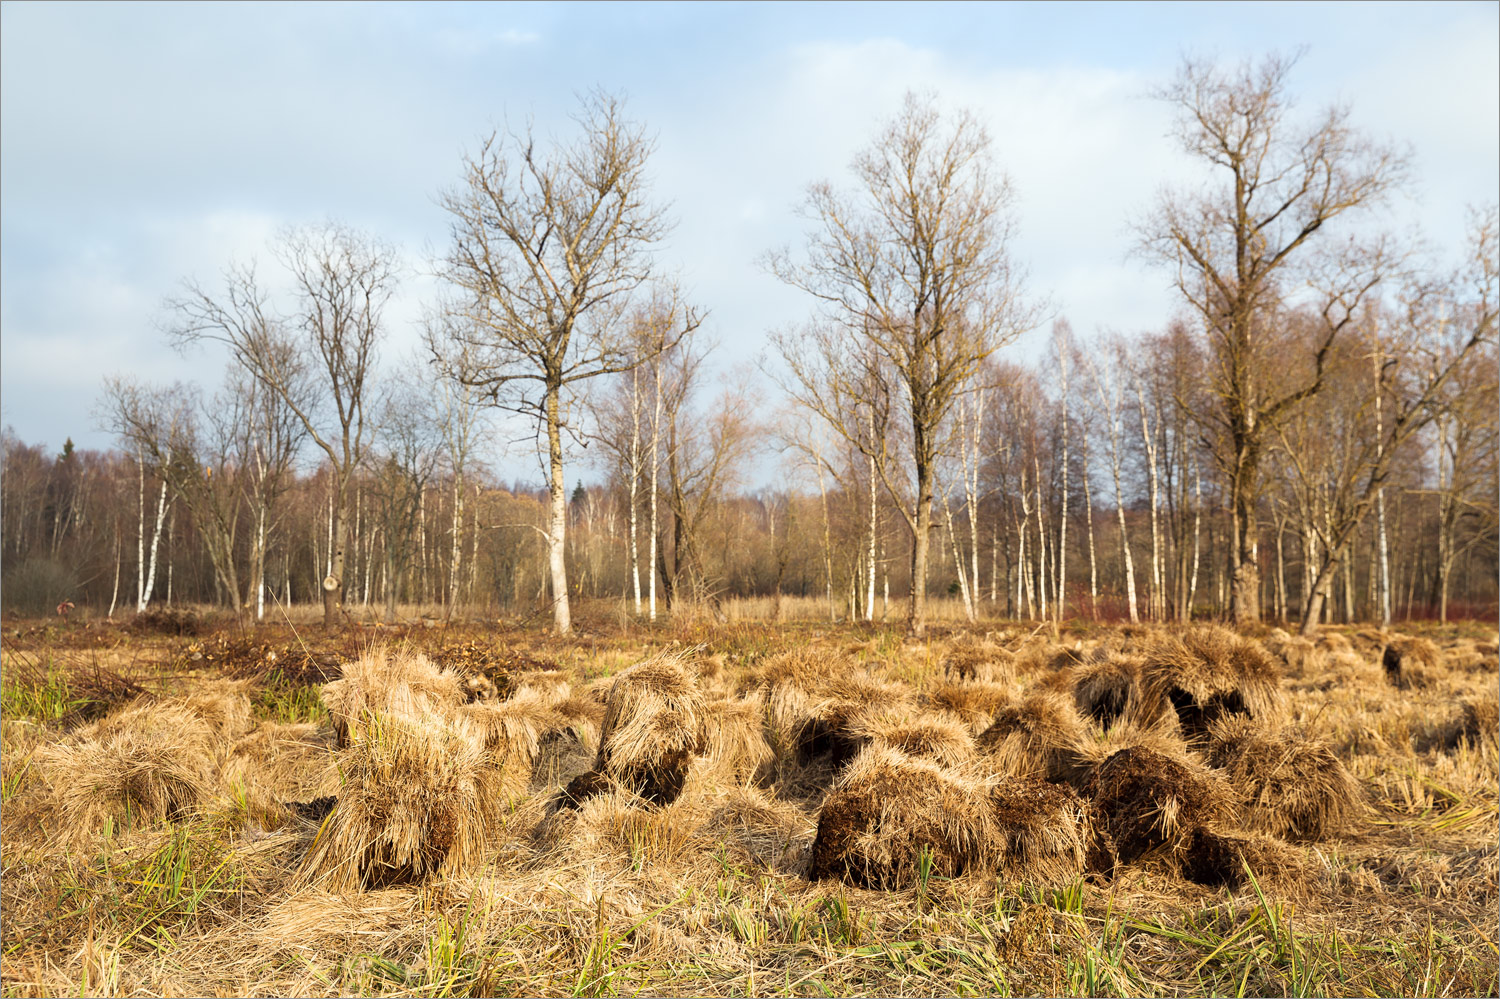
[1,610,1496,998]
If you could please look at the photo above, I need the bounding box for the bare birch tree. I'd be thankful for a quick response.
[1139,52,1409,623]
[431,91,683,634]
[768,92,1039,635]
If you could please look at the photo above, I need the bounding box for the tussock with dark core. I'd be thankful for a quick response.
[975,691,1085,781]
[1139,626,1285,741]
[807,746,1092,889]
[1079,746,1237,863]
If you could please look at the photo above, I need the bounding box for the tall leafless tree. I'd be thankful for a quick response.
[430,91,686,634]
[168,222,394,627]
[769,92,1039,635]
[1139,52,1409,623]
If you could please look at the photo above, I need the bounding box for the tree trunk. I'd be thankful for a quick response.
[866,452,877,622]
[910,457,933,636]
[545,381,572,634]
[138,478,168,612]
[1230,466,1262,624]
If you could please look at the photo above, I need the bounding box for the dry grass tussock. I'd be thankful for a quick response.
[2,619,1497,998]
[807,746,1095,889]
[975,690,1087,781]
[556,649,708,809]
[295,708,510,891]
[1205,715,1363,841]
[1139,625,1286,741]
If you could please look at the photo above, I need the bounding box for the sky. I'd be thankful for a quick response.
[2,1,1496,484]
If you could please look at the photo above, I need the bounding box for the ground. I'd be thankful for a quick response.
[1,607,1496,998]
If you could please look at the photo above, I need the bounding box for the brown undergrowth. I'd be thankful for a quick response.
[1,618,1495,997]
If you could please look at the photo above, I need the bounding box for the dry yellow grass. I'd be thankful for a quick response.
[1,618,1496,998]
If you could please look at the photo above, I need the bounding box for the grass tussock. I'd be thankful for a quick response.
[1140,626,1286,741]
[557,649,708,809]
[295,709,509,891]
[807,746,1093,889]
[975,691,1086,781]
[1205,716,1363,841]
[3,617,1496,998]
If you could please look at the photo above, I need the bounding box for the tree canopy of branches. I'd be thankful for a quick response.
[167,222,396,627]
[1139,52,1409,624]
[429,90,691,635]
[769,92,1040,636]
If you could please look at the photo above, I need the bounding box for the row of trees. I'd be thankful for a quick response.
[2,54,1495,634]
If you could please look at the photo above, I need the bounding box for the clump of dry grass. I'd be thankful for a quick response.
[807,746,1093,889]
[1262,630,1328,679]
[941,639,1015,683]
[701,694,774,782]
[321,648,466,747]
[1383,635,1441,689]
[555,650,707,810]
[1071,654,1169,728]
[1205,716,1362,841]
[1067,718,1192,779]
[844,710,977,769]
[1139,626,1285,742]
[459,686,563,766]
[765,664,911,767]
[295,708,508,891]
[1439,693,1500,749]
[1078,746,1237,864]
[1180,827,1306,890]
[221,721,338,802]
[926,680,1012,734]
[42,731,212,841]
[975,691,1085,781]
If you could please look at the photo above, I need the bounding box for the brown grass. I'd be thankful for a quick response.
[1205,716,1363,841]
[1383,635,1441,689]
[1078,746,1237,864]
[1139,626,1285,741]
[294,708,509,891]
[975,691,1086,781]
[807,746,1092,889]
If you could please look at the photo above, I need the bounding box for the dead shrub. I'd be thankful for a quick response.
[1205,716,1362,841]
[1139,626,1285,742]
[1078,746,1236,864]
[128,607,203,636]
[975,691,1085,781]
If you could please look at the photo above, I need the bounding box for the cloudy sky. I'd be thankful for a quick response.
[2,1,1496,480]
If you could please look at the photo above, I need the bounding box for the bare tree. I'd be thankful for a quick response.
[1139,52,1409,623]
[769,92,1039,635]
[168,222,395,627]
[1279,210,1497,633]
[431,91,685,635]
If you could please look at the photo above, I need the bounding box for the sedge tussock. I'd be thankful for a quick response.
[975,690,1086,781]
[1180,827,1309,892]
[941,639,1016,683]
[844,709,977,769]
[1067,718,1193,779]
[807,746,1092,889]
[926,680,1012,735]
[220,721,339,801]
[458,685,562,764]
[1441,693,1500,749]
[41,731,212,842]
[1205,716,1363,841]
[320,647,466,747]
[1078,745,1237,864]
[1139,626,1286,742]
[1262,631,1328,680]
[1070,654,1170,729]
[701,694,773,782]
[294,708,509,892]
[555,650,708,810]
[1383,635,1441,690]
[763,662,912,767]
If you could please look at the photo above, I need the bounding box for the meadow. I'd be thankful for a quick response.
[1,606,1496,998]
